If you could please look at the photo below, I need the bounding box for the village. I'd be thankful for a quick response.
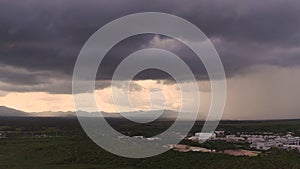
[186,130,300,152]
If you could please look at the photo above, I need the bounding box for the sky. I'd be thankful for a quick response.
[1,0,300,119]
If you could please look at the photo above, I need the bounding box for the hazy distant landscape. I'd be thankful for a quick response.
[1,0,300,168]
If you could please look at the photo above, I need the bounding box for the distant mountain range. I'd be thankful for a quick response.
[0,106,76,117]
[0,106,201,120]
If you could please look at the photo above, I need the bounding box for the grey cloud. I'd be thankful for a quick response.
[0,64,112,94]
[0,0,300,93]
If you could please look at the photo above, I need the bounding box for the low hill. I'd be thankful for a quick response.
[0,106,28,117]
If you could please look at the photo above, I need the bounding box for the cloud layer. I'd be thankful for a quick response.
[1,0,300,94]
[0,0,300,119]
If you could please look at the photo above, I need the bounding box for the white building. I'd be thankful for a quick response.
[226,135,245,142]
[282,145,300,151]
[133,136,144,139]
[250,141,276,150]
[0,133,5,139]
[195,132,216,142]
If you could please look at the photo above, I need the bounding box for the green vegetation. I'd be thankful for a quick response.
[0,117,300,169]
[215,120,300,136]
[0,137,300,169]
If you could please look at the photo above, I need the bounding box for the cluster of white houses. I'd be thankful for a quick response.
[188,131,300,152]
[246,133,300,151]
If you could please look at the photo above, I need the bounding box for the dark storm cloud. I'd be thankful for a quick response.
[0,0,300,93]
[0,63,112,94]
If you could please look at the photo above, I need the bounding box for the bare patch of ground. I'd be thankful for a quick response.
[223,149,261,156]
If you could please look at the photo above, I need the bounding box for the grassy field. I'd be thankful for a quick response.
[0,136,300,169]
[0,117,300,169]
